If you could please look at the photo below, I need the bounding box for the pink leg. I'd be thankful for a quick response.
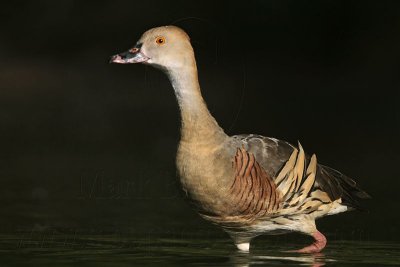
[296,230,327,253]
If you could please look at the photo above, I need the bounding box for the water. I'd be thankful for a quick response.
[1,232,399,266]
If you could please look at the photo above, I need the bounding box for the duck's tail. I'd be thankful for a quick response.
[318,164,371,211]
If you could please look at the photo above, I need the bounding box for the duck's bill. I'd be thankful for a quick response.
[109,49,149,64]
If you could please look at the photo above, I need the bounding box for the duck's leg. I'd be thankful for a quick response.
[296,230,327,253]
[229,233,252,253]
[235,242,250,252]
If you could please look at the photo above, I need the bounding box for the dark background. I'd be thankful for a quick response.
[0,0,399,241]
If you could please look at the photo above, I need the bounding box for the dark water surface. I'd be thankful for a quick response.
[1,232,399,266]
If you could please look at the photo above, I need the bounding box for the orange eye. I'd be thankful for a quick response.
[155,36,166,45]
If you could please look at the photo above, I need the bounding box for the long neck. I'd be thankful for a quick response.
[166,60,226,143]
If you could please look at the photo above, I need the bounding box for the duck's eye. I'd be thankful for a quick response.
[155,36,166,45]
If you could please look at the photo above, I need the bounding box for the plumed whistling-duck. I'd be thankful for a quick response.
[110,26,370,253]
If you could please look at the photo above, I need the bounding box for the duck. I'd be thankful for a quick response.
[110,25,370,253]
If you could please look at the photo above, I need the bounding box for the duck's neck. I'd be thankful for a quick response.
[166,62,226,143]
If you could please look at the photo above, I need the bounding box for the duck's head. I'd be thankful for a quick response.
[110,26,194,70]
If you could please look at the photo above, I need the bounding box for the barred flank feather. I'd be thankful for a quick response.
[231,147,281,217]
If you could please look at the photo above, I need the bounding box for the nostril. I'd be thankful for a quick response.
[129,48,139,53]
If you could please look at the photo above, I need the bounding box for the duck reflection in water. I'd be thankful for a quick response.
[230,251,329,267]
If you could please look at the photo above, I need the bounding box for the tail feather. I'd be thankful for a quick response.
[317,164,371,211]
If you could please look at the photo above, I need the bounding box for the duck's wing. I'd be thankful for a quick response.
[225,135,370,222]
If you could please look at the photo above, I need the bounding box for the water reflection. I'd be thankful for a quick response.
[230,251,332,267]
[1,232,399,266]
